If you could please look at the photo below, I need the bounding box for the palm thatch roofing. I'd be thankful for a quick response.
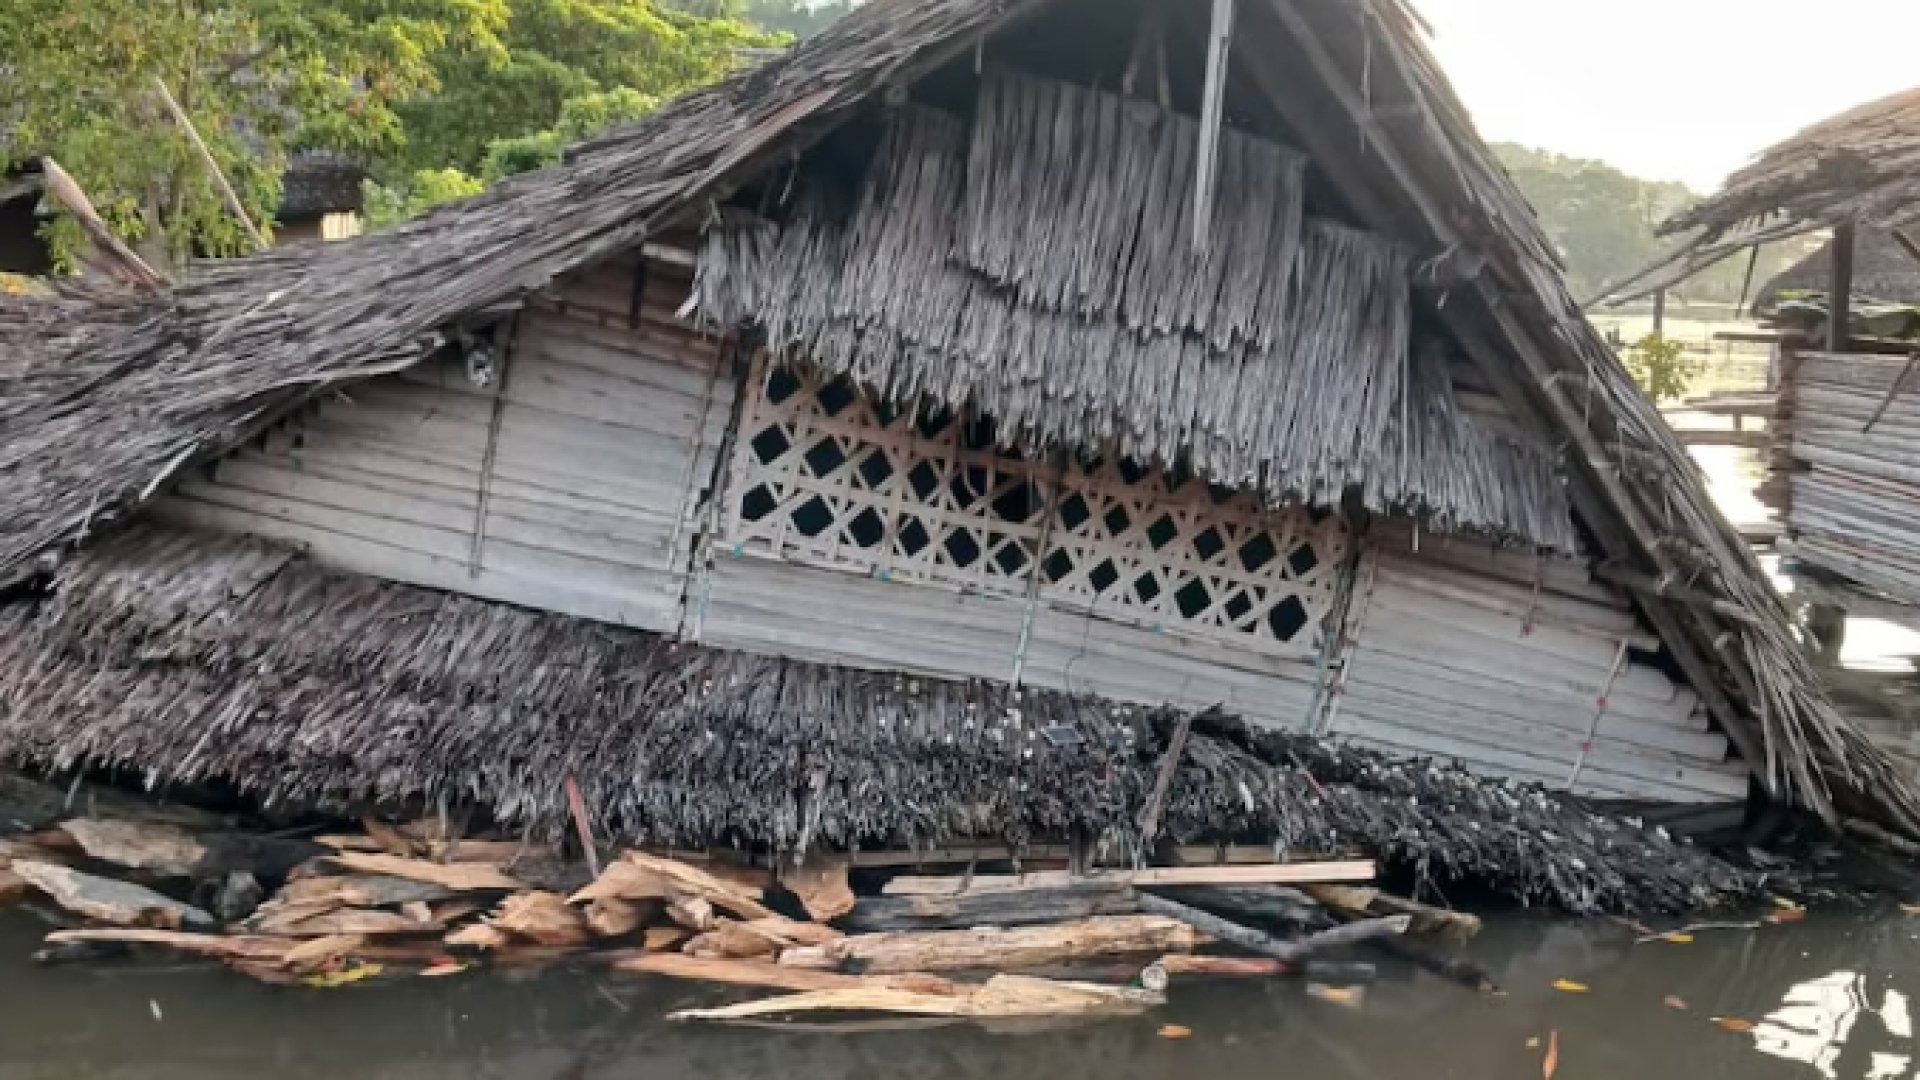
[0,523,1760,915]
[1604,87,1920,302]
[1755,226,1920,311]
[2,0,1918,839]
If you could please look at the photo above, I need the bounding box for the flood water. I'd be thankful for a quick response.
[3,903,1918,1079]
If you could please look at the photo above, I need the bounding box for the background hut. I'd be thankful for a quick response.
[3,0,1917,850]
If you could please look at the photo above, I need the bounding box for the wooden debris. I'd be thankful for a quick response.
[0,867,24,904]
[1160,885,1325,927]
[666,896,715,932]
[277,873,456,908]
[742,918,841,947]
[427,840,553,865]
[620,852,776,920]
[670,973,1160,1022]
[324,852,522,891]
[250,905,434,938]
[644,926,691,952]
[12,860,214,929]
[778,915,1208,974]
[445,922,512,950]
[614,953,952,994]
[783,856,856,921]
[283,934,368,968]
[42,928,288,962]
[570,859,672,904]
[1155,954,1290,977]
[585,898,655,939]
[1303,884,1482,942]
[1138,894,1407,963]
[493,891,591,946]
[882,861,1374,896]
[843,882,1140,932]
[360,818,421,857]
[684,920,779,960]
[58,818,207,877]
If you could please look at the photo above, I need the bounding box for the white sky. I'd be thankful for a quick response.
[1414,0,1920,191]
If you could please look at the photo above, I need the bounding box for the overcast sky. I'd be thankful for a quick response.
[1413,0,1920,191]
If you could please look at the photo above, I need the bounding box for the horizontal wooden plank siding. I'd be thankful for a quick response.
[154,258,731,635]
[1333,530,1746,803]
[1783,351,1920,608]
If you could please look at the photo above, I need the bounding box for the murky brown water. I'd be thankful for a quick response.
[2,905,1916,1079]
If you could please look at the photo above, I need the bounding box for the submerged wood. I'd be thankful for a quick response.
[777,915,1207,974]
[12,861,215,930]
[1137,894,1408,964]
[669,973,1160,1022]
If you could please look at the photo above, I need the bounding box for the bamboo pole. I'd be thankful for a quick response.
[36,159,167,289]
[152,77,269,253]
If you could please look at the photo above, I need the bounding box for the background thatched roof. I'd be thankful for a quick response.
[1755,226,1920,310]
[2,0,1917,837]
[275,150,367,223]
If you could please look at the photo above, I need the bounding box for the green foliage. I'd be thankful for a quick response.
[1622,332,1696,402]
[389,0,778,178]
[1494,143,1798,306]
[0,0,508,269]
[361,168,486,230]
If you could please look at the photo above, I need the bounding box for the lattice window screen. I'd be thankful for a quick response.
[725,363,1350,655]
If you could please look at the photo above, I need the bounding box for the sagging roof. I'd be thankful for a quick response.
[0,0,1916,837]
[0,523,1758,915]
[1604,87,1920,303]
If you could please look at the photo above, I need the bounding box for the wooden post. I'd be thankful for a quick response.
[1651,288,1667,338]
[153,77,270,253]
[1829,224,1856,354]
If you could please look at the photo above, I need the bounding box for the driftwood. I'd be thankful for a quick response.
[1155,885,1326,928]
[249,903,433,938]
[276,874,456,908]
[1155,954,1288,977]
[1137,894,1407,963]
[670,973,1161,1023]
[666,897,716,931]
[13,860,214,929]
[779,915,1208,974]
[644,926,692,952]
[842,882,1140,932]
[445,923,511,950]
[684,920,779,960]
[882,862,1374,896]
[283,934,368,968]
[324,852,522,891]
[58,818,206,877]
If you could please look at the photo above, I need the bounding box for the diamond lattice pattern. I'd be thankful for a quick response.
[725,364,1349,653]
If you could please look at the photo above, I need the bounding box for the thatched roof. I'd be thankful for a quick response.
[2,0,1918,838]
[0,523,1759,914]
[1755,226,1920,311]
[1605,87,1920,302]
[275,150,366,222]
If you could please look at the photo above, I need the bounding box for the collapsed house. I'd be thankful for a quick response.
[1609,88,1920,631]
[3,0,1919,881]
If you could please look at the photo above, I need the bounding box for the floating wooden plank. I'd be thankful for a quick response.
[1155,954,1289,977]
[12,861,214,930]
[251,905,434,938]
[842,882,1140,932]
[1302,885,1482,943]
[777,915,1208,974]
[881,861,1374,896]
[275,874,456,909]
[1138,894,1407,964]
[669,973,1161,1022]
[613,953,959,995]
[324,852,523,891]
[57,818,207,877]
[42,928,289,962]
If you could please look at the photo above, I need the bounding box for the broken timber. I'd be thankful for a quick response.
[778,916,1208,974]
[880,861,1374,896]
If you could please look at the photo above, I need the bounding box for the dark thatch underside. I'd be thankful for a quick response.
[0,525,1756,915]
[0,0,1916,838]
[276,151,367,222]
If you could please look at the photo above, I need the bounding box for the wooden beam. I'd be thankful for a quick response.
[1829,224,1857,354]
[881,861,1375,896]
[153,77,269,253]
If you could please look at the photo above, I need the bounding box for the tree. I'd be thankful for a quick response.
[0,0,508,270]
[735,0,861,37]
[389,0,778,179]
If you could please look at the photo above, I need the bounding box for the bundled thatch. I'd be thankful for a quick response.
[0,0,1914,841]
[0,525,1757,914]
[1605,87,1920,302]
[693,83,1573,548]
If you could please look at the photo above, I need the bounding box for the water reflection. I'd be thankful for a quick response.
[1756,973,1913,1079]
